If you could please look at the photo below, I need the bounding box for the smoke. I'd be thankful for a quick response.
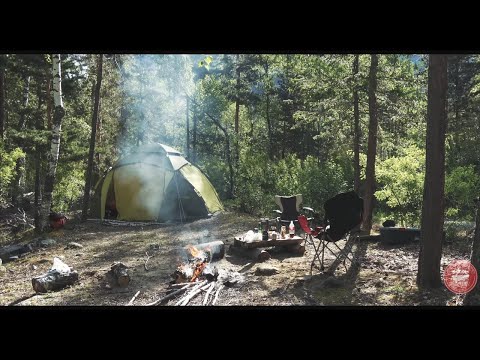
[117,54,195,155]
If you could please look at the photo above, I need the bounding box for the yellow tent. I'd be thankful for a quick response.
[91,143,223,221]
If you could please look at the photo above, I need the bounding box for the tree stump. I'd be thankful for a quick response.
[110,262,130,287]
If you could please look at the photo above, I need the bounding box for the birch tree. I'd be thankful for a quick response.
[38,54,65,232]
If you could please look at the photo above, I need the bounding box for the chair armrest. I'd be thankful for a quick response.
[273,210,282,215]
[303,207,314,213]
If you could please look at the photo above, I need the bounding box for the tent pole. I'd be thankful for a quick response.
[174,172,185,223]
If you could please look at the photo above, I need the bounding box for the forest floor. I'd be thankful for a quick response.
[0,210,475,307]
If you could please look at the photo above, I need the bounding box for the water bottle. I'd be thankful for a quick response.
[289,221,295,238]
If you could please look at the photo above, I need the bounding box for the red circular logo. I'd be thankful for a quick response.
[443,259,477,294]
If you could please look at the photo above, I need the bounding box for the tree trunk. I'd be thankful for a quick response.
[234,55,241,167]
[34,81,45,230]
[46,62,52,130]
[464,198,480,305]
[82,54,103,221]
[12,75,31,206]
[417,54,448,289]
[186,96,190,159]
[192,104,197,164]
[0,58,5,140]
[352,54,361,194]
[38,54,65,233]
[362,54,379,232]
[234,56,240,135]
[264,60,273,160]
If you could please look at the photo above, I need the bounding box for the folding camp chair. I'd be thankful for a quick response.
[298,191,363,275]
[273,194,315,230]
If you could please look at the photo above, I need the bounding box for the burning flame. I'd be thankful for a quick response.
[191,262,207,282]
[187,245,202,258]
[176,244,210,282]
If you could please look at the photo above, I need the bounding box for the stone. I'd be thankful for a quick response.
[65,242,84,249]
[0,266,6,275]
[255,264,279,276]
[38,238,56,247]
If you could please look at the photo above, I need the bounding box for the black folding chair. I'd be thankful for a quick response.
[273,194,315,230]
[299,191,363,275]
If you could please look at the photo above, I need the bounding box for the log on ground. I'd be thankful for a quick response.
[184,241,225,262]
[32,270,79,293]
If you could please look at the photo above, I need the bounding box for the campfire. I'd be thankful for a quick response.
[175,245,215,283]
[145,240,244,306]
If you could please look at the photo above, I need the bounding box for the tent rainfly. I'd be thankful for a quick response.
[91,143,223,222]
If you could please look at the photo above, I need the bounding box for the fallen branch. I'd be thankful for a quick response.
[144,252,152,271]
[145,283,195,306]
[127,291,141,306]
[8,293,41,306]
[175,280,207,306]
[203,282,216,306]
[212,285,223,305]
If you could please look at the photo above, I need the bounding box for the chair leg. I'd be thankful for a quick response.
[309,234,323,275]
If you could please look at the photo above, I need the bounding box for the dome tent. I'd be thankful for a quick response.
[91,143,223,221]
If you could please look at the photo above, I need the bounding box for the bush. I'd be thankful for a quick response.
[445,165,480,221]
[0,145,24,202]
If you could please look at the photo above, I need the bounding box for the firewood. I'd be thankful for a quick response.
[110,262,130,287]
[203,282,216,305]
[202,263,219,281]
[229,246,271,262]
[127,291,141,305]
[212,285,223,305]
[287,242,306,255]
[184,241,225,262]
[175,280,206,306]
[32,258,79,293]
[146,282,195,306]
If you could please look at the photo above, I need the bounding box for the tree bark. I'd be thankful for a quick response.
[417,54,448,289]
[34,81,45,230]
[464,198,480,304]
[234,55,241,135]
[362,54,379,232]
[184,240,225,262]
[12,75,31,206]
[192,101,197,164]
[0,57,5,140]
[82,54,103,221]
[352,54,361,194]
[186,96,190,159]
[32,269,78,293]
[46,61,52,130]
[38,54,65,233]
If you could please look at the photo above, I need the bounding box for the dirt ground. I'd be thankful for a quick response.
[0,211,473,306]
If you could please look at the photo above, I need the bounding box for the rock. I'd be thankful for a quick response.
[255,264,279,276]
[75,253,82,257]
[0,258,2,266]
[0,266,6,275]
[38,238,56,248]
[31,264,37,270]
[9,256,19,261]
[65,242,83,250]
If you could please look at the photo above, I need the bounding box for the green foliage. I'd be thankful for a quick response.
[445,165,480,220]
[297,156,348,216]
[0,145,24,201]
[52,166,85,212]
[375,145,425,226]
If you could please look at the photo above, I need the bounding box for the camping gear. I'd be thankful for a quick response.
[91,143,223,222]
[273,194,315,230]
[298,191,363,274]
[379,227,421,244]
